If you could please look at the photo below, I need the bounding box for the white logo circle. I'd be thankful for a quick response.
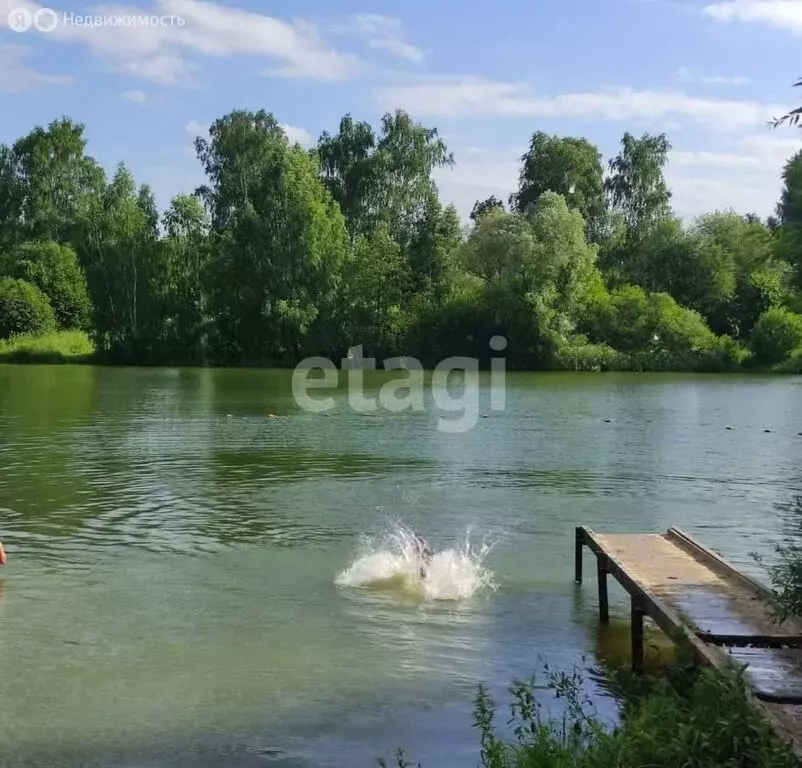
[489,335,508,352]
[33,7,57,31]
[7,7,32,32]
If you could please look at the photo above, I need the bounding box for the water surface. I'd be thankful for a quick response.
[0,366,800,766]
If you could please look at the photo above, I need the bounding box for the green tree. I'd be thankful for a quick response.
[0,277,56,339]
[0,241,91,329]
[648,291,721,357]
[195,110,288,231]
[512,132,606,239]
[605,132,672,247]
[406,197,462,297]
[0,145,22,248]
[316,110,454,280]
[336,224,411,357]
[77,164,163,359]
[317,115,378,241]
[470,195,505,222]
[777,151,802,287]
[372,110,454,244]
[199,110,348,364]
[0,118,104,247]
[779,151,802,228]
[406,274,495,366]
[750,307,802,365]
[586,284,652,353]
[585,284,730,369]
[160,194,211,361]
[633,218,736,332]
[691,212,789,337]
[459,193,599,366]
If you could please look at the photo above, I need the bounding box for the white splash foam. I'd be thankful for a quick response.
[335,523,495,601]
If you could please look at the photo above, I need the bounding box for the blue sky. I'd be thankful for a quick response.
[0,0,800,222]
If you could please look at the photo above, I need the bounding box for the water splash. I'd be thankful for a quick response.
[335,523,496,601]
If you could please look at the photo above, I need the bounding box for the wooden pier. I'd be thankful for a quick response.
[575,525,802,757]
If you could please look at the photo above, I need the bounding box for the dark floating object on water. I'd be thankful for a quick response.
[764,429,772,433]
[604,418,612,423]
[726,426,733,430]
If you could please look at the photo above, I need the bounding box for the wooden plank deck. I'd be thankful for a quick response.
[575,526,802,758]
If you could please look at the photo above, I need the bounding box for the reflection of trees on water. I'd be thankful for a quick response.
[0,366,442,557]
[570,581,680,716]
[0,366,99,553]
[4,367,802,564]
[591,618,677,677]
[198,444,435,547]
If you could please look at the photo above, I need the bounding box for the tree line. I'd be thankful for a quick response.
[0,109,801,371]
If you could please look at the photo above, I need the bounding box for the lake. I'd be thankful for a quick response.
[0,365,801,767]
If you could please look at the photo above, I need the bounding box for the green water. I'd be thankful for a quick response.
[0,365,801,767]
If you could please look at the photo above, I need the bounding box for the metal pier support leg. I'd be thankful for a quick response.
[574,527,583,583]
[597,555,609,624]
[631,597,645,673]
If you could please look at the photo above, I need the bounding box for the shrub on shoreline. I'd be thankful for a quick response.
[0,330,95,364]
[760,496,802,623]
[0,277,56,339]
[380,663,796,768]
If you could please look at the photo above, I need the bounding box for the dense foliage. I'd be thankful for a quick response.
[0,276,56,338]
[0,241,91,330]
[0,113,800,369]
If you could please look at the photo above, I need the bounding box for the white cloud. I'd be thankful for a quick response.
[702,0,802,32]
[672,134,800,170]
[116,55,197,85]
[667,175,775,219]
[0,0,359,84]
[433,147,519,222]
[667,132,798,218]
[376,77,785,131]
[0,43,73,92]
[369,37,424,63]
[347,13,424,62]
[676,66,751,86]
[183,119,208,155]
[120,88,150,103]
[185,119,208,137]
[737,132,802,158]
[281,123,314,148]
[671,149,758,169]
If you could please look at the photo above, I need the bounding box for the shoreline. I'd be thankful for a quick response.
[1,331,800,374]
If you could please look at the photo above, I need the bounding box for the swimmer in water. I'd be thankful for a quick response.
[412,532,432,578]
